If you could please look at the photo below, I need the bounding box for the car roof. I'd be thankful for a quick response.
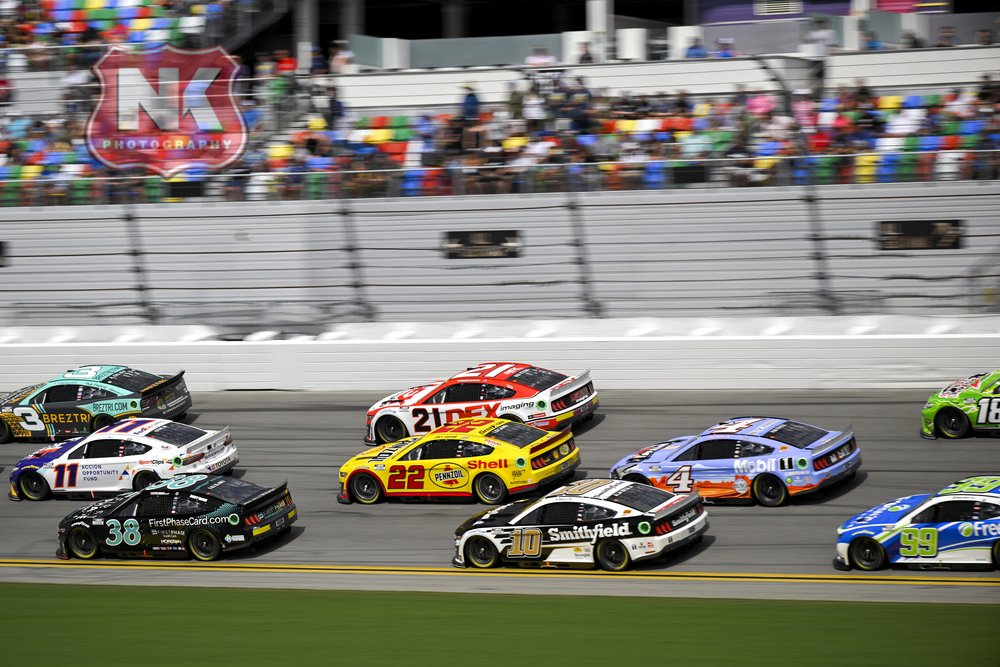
[698,416,788,438]
[52,365,129,383]
[88,417,177,439]
[936,476,1000,499]
[543,478,635,502]
[448,362,534,383]
[424,417,547,443]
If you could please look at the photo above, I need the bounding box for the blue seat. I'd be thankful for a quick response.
[692,117,709,131]
[653,131,671,142]
[643,162,666,189]
[576,134,597,146]
[756,141,780,157]
[128,31,145,43]
[918,135,942,151]
[632,132,651,142]
[820,98,838,112]
[959,120,983,135]
[401,169,424,196]
[903,95,923,109]
[877,154,899,182]
[118,7,138,20]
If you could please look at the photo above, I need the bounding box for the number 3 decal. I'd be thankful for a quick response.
[14,407,45,431]
[63,366,102,379]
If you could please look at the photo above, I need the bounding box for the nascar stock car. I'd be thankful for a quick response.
[834,476,1000,571]
[364,362,598,445]
[339,416,580,505]
[453,478,708,571]
[57,473,296,562]
[921,370,1000,439]
[0,364,192,443]
[609,417,861,507]
[9,417,238,501]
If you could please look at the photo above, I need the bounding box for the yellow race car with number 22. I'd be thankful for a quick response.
[338,417,581,505]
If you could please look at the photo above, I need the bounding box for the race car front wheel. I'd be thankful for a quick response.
[849,537,887,571]
[594,539,631,571]
[752,474,788,507]
[375,417,407,444]
[0,419,12,444]
[91,414,115,432]
[992,541,1000,570]
[935,409,971,439]
[465,536,500,568]
[350,473,384,504]
[188,528,222,562]
[132,471,159,491]
[473,473,508,505]
[68,527,100,559]
[19,472,51,501]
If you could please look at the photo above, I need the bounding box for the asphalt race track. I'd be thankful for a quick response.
[1,390,998,604]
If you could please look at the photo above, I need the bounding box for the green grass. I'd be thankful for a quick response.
[5,583,997,665]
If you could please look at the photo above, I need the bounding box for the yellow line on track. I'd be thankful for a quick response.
[0,559,998,587]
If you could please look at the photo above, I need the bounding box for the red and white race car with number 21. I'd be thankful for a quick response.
[365,362,599,444]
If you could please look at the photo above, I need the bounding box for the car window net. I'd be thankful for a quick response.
[764,421,827,447]
[509,367,568,391]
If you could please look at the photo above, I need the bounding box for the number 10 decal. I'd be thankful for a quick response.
[507,528,542,557]
[976,398,1000,424]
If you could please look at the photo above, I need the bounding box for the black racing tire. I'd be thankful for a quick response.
[350,473,383,504]
[473,473,508,505]
[594,539,631,572]
[849,537,887,571]
[67,527,100,560]
[0,418,12,443]
[188,528,222,562]
[19,471,51,501]
[175,412,189,422]
[992,541,1000,570]
[752,474,789,507]
[132,470,159,491]
[91,414,115,432]
[622,474,652,486]
[935,409,971,439]
[464,536,500,568]
[498,414,523,424]
[375,416,407,444]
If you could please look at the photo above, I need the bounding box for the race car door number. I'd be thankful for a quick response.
[976,398,1000,424]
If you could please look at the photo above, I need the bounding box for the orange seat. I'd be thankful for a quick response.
[369,116,389,129]
[940,135,960,150]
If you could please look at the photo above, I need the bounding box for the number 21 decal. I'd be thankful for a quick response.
[976,398,1000,424]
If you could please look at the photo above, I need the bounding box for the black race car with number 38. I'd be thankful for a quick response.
[57,474,296,562]
[453,478,709,571]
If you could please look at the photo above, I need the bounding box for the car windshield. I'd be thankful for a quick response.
[606,485,675,512]
[145,422,207,446]
[764,421,827,447]
[486,422,547,446]
[509,366,568,391]
[103,368,162,392]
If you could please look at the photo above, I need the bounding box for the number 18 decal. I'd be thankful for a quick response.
[976,398,1000,424]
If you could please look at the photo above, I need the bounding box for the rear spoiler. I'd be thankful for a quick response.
[527,429,572,452]
[550,370,593,400]
[185,426,232,452]
[141,371,186,396]
[242,481,289,509]
[653,493,699,521]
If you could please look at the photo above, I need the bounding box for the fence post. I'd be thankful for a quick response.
[753,56,839,315]
[123,201,159,324]
[338,193,376,321]
[564,176,603,317]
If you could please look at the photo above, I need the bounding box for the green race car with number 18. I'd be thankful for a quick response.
[921,370,1000,439]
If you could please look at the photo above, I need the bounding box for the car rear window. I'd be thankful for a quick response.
[201,477,266,504]
[145,422,207,446]
[764,421,827,447]
[486,422,547,446]
[104,368,162,392]
[509,366,568,391]
[607,485,676,511]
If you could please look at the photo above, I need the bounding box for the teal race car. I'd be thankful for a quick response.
[921,370,1000,439]
[0,365,192,443]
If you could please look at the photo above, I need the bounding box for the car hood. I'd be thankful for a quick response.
[838,494,931,532]
[13,439,80,472]
[341,439,417,469]
[368,383,442,411]
[455,499,536,535]
[0,383,43,407]
[611,437,695,471]
[933,372,992,399]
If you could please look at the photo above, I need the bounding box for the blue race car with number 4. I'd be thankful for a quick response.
[834,476,1000,571]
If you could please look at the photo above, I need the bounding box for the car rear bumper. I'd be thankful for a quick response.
[507,449,580,496]
[637,514,709,562]
[248,506,297,545]
[792,452,862,498]
[527,395,599,431]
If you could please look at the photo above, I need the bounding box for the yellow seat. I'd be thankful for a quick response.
[130,18,152,32]
[673,131,692,141]
[693,103,712,117]
[267,143,294,160]
[366,129,393,143]
[190,4,206,14]
[753,158,777,170]
[877,96,902,111]
[20,165,44,179]
[854,154,880,183]
[501,136,529,150]
[307,117,328,131]
[85,0,105,9]
[615,119,635,133]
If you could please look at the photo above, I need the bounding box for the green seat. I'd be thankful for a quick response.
[902,135,919,151]
[898,153,919,182]
[813,156,838,185]
[70,178,92,205]
[923,94,941,107]
[305,172,327,200]
[145,177,163,202]
[940,119,959,135]
[2,180,21,206]
[392,128,412,141]
[961,134,982,149]
[355,117,370,129]
[390,116,409,128]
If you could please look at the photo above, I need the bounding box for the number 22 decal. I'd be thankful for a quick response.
[387,465,425,490]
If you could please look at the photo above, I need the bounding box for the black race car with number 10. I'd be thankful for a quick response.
[57,474,296,562]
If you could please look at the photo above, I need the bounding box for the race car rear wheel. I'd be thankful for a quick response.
[992,541,1000,570]
[132,471,159,491]
[0,419,12,443]
[935,409,970,439]
[752,474,789,507]
[188,528,222,562]
[67,527,99,560]
[498,414,523,423]
[594,539,631,571]
[849,537,887,571]
[464,536,500,568]
[473,473,508,505]
[375,416,407,444]
[91,414,115,432]
[350,473,384,504]
[19,472,51,501]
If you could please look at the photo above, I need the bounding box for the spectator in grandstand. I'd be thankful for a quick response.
[507,81,524,120]
[577,41,594,64]
[901,31,926,49]
[978,73,999,104]
[862,31,884,51]
[714,38,738,58]
[0,73,11,107]
[522,84,547,133]
[309,46,327,75]
[974,29,994,46]
[328,41,354,74]
[525,46,557,67]
[684,37,707,59]
[934,26,956,47]
[803,18,836,93]
[275,49,296,75]
[460,83,480,122]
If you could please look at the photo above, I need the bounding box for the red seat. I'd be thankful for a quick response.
[369,116,389,129]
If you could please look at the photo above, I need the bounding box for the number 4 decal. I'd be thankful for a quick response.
[665,466,694,493]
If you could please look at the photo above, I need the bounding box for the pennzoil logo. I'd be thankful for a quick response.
[86,45,248,176]
[429,462,467,488]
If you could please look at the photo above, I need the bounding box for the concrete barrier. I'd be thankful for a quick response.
[0,315,995,391]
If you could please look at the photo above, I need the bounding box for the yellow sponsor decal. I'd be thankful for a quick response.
[288,509,297,519]
[40,413,89,424]
[252,525,272,536]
